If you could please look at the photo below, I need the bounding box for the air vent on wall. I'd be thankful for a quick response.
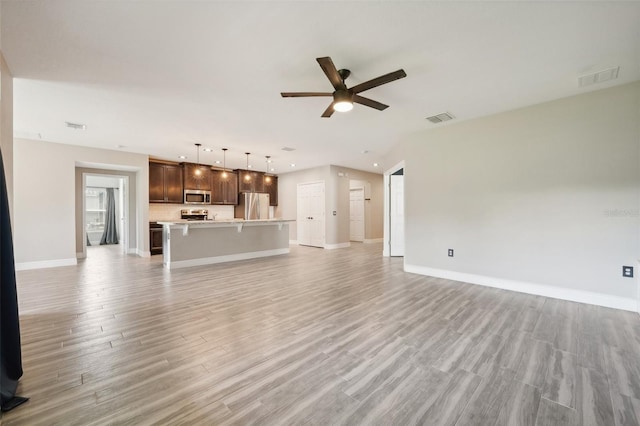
[65,121,87,130]
[426,112,454,124]
[281,147,296,152]
[578,66,619,87]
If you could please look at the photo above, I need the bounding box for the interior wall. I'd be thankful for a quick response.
[14,138,149,268]
[276,165,330,242]
[75,168,138,256]
[0,50,13,220]
[276,164,384,245]
[344,168,384,241]
[388,81,640,308]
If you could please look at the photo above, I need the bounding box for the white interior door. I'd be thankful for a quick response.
[297,182,325,248]
[350,188,365,242]
[389,174,404,256]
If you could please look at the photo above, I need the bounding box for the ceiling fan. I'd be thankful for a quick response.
[281,57,407,118]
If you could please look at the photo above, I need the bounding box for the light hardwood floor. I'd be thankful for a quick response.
[2,243,640,425]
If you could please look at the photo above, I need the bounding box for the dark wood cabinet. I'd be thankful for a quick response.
[263,175,278,206]
[211,170,238,205]
[150,222,163,255]
[238,170,265,193]
[149,162,183,203]
[183,163,212,191]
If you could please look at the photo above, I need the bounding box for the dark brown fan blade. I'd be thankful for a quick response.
[350,69,407,94]
[316,57,344,90]
[281,92,333,98]
[353,95,389,111]
[321,102,335,118]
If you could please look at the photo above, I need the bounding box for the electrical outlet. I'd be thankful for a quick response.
[448,249,454,257]
[623,266,634,278]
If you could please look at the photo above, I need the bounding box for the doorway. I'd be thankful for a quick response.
[383,161,405,257]
[389,169,405,256]
[350,188,365,242]
[83,174,128,256]
[297,181,325,248]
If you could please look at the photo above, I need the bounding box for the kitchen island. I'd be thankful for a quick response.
[157,219,293,269]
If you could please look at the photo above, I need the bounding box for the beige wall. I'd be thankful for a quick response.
[276,164,383,245]
[0,51,13,219]
[386,81,640,305]
[14,138,149,268]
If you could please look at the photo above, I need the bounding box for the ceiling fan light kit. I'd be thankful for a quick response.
[281,56,406,118]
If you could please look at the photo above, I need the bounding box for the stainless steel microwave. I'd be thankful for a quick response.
[184,190,211,205]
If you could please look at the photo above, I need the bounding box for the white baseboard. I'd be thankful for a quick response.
[134,249,151,257]
[364,238,383,244]
[404,264,637,312]
[76,252,86,259]
[16,258,78,271]
[166,248,290,270]
[324,242,351,250]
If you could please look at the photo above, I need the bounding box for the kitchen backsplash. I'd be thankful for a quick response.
[149,204,235,221]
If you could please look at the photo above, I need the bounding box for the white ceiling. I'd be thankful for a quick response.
[2,1,639,174]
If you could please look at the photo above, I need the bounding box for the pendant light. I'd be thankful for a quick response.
[265,156,272,183]
[194,143,203,177]
[221,148,228,179]
[244,153,251,181]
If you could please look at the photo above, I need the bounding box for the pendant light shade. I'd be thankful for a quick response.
[265,156,272,183]
[244,153,251,181]
[194,143,203,177]
[221,148,228,179]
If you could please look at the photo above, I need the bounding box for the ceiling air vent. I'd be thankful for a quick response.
[426,112,454,124]
[281,147,296,152]
[578,66,619,87]
[65,121,87,130]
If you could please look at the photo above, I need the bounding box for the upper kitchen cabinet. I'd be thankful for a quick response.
[263,175,278,206]
[183,163,212,191]
[211,170,238,205]
[238,170,265,193]
[149,161,183,203]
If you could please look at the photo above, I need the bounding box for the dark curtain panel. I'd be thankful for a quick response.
[0,149,28,411]
[100,188,119,245]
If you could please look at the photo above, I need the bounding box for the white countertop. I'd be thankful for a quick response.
[157,218,294,226]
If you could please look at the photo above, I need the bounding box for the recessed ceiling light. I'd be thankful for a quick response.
[282,147,296,152]
[65,121,86,130]
[373,163,379,167]
[203,148,213,152]
[116,144,126,149]
[270,168,275,172]
[290,163,296,168]
[248,165,252,169]
[178,155,187,159]
[361,150,369,154]
[214,160,221,164]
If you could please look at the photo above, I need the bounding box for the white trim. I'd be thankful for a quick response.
[289,240,298,245]
[165,248,290,270]
[76,252,86,259]
[137,250,151,258]
[16,258,77,271]
[324,242,351,250]
[383,160,405,258]
[364,238,383,244]
[405,264,637,312]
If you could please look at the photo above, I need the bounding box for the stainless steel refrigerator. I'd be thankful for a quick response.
[235,193,270,220]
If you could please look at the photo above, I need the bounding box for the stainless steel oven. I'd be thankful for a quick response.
[184,190,211,205]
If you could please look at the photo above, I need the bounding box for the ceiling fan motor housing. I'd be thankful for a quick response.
[334,89,352,102]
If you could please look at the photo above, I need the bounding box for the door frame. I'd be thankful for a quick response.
[296,180,325,248]
[383,161,405,257]
[81,173,129,257]
[349,187,365,242]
